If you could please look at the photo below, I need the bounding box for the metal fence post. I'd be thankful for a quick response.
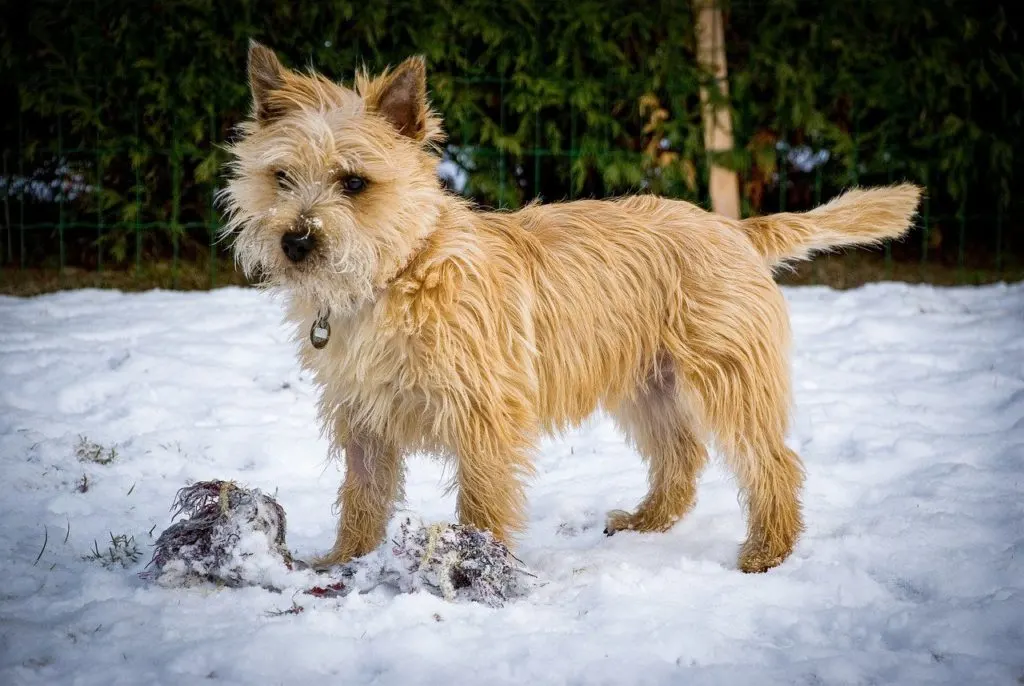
[134,102,142,278]
[957,189,967,282]
[569,102,577,200]
[18,109,25,270]
[995,201,1004,275]
[498,72,506,209]
[171,116,181,289]
[2,151,10,268]
[209,108,218,288]
[885,151,893,278]
[95,129,103,273]
[534,105,541,201]
[58,107,66,278]
[920,166,930,265]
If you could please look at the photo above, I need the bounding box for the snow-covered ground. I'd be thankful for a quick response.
[1,282,1022,685]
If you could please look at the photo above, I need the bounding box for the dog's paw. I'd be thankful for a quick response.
[737,541,792,574]
[309,549,355,572]
[604,508,681,536]
[603,509,636,536]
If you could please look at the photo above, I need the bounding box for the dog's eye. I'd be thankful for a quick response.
[341,176,367,194]
[274,170,288,188]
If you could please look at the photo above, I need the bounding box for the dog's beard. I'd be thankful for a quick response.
[229,216,382,318]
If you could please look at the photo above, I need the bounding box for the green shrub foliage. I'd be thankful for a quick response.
[1,0,1021,268]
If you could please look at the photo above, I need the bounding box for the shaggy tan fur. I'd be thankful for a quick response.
[221,42,922,573]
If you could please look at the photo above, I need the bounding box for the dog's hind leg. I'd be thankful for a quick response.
[733,439,804,573]
[605,353,709,535]
[678,295,805,573]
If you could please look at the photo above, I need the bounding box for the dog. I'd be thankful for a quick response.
[221,41,921,573]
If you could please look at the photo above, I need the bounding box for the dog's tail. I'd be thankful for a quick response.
[740,183,923,267]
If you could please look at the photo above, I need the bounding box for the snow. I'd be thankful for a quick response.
[1,281,1022,685]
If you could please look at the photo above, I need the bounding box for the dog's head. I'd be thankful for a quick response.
[221,42,447,314]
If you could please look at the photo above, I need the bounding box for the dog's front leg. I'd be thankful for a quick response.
[315,431,404,568]
[452,412,534,546]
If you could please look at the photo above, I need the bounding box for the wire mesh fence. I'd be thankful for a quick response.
[1,110,225,289]
[2,117,1017,291]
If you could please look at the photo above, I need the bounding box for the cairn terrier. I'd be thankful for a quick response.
[222,41,921,573]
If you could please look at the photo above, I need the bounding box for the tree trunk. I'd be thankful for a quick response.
[694,0,741,219]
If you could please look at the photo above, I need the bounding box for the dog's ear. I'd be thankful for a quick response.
[359,56,444,145]
[248,40,287,124]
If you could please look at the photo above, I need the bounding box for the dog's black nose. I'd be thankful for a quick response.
[281,231,316,262]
